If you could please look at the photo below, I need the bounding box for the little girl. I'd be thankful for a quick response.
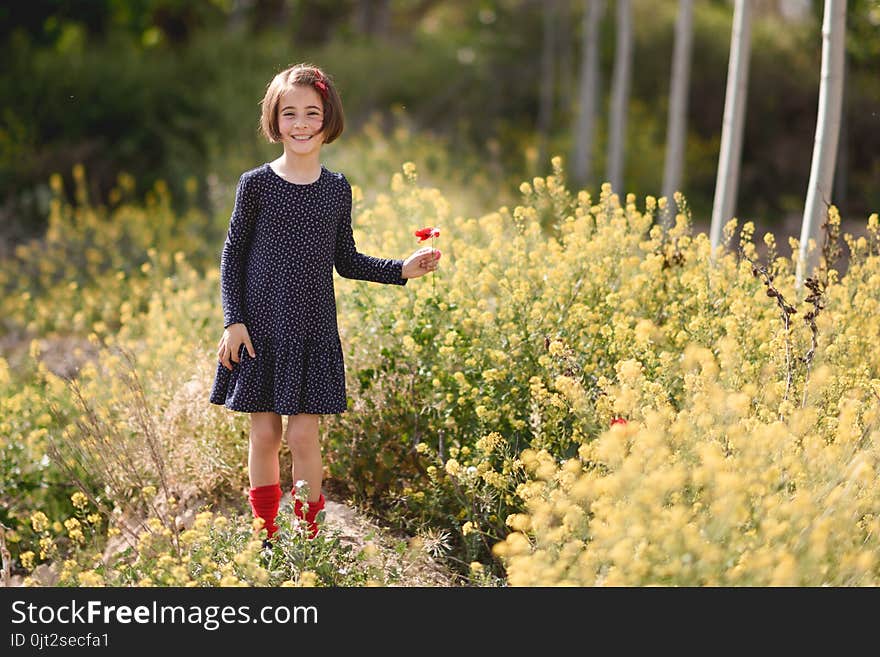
[208,63,441,541]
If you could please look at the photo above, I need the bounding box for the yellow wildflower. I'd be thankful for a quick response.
[19,551,35,570]
[298,571,318,587]
[71,491,89,510]
[444,458,461,477]
[31,512,50,533]
[77,571,104,587]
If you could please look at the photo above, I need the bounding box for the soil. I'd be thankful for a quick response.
[309,496,460,586]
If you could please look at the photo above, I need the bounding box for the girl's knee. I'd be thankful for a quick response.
[285,414,318,440]
[250,413,282,450]
[286,424,319,457]
[250,430,281,452]
[286,430,319,452]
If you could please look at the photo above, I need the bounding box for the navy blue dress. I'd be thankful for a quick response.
[209,163,408,415]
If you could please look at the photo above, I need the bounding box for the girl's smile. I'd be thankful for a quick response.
[278,85,325,154]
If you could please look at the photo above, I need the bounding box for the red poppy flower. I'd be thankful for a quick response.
[610,417,628,427]
[414,226,440,294]
[415,227,440,241]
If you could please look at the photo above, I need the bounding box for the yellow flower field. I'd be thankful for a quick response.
[1,152,878,586]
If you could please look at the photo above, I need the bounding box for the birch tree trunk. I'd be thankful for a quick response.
[710,0,753,255]
[796,0,847,289]
[607,0,632,197]
[833,53,849,214]
[573,0,605,188]
[537,1,558,170]
[662,0,694,221]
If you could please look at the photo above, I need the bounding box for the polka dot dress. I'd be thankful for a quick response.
[209,163,408,415]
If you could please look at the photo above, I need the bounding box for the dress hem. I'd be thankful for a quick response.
[208,398,348,416]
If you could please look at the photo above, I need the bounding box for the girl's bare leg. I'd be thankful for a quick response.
[285,413,322,502]
[249,412,283,487]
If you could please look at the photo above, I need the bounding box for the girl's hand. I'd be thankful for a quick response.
[217,323,256,371]
[402,247,441,279]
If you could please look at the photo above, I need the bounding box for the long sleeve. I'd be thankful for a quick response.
[220,172,258,328]
[334,177,408,286]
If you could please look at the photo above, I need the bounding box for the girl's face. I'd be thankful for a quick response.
[277,85,325,155]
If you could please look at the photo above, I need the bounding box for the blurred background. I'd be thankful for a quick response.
[1,0,878,253]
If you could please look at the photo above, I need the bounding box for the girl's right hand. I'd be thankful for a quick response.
[217,323,256,371]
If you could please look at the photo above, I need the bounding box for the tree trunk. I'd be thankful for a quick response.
[833,53,848,214]
[374,0,391,38]
[710,0,753,255]
[354,0,391,38]
[227,0,247,32]
[573,0,605,189]
[252,0,287,33]
[796,0,847,289]
[537,1,558,170]
[662,0,694,220]
[558,1,575,124]
[355,1,371,35]
[607,0,632,197]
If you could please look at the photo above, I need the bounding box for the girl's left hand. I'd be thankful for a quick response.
[402,247,441,279]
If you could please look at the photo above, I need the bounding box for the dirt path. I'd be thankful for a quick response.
[318,496,460,586]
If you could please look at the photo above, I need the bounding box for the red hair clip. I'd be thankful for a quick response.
[314,78,328,98]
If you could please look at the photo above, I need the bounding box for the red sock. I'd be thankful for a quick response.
[292,492,325,539]
[249,483,282,539]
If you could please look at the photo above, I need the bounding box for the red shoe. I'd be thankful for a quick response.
[293,493,325,539]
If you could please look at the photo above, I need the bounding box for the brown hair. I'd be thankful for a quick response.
[259,63,344,144]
